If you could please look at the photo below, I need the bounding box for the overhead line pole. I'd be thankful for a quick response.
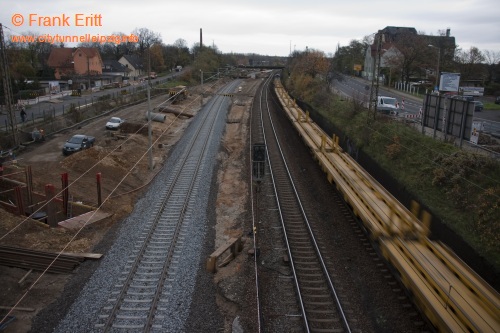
[0,23,18,146]
[368,30,382,121]
[147,47,153,171]
[373,31,383,119]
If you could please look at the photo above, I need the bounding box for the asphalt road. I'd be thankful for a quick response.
[331,75,500,136]
[1,71,183,131]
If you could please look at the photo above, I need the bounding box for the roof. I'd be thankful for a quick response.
[102,59,130,73]
[121,55,144,70]
[427,35,456,50]
[47,47,101,68]
[47,48,74,68]
[380,26,418,42]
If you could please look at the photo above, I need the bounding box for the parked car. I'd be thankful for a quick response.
[105,117,125,130]
[62,134,95,156]
[473,101,484,112]
[451,95,474,102]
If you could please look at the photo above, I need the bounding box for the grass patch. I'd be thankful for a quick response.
[484,101,500,110]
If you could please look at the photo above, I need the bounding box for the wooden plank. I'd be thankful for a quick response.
[58,210,110,229]
[207,237,242,273]
[406,241,499,332]
[60,252,103,259]
[380,239,469,332]
[0,306,35,312]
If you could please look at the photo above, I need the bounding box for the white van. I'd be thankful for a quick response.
[377,96,398,114]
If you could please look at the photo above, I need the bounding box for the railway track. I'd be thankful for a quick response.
[252,72,352,332]
[273,78,500,332]
[94,81,239,332]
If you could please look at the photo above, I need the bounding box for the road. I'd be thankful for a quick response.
[1,71,183,132]
[331,74,500,136]
[332,74,500,118]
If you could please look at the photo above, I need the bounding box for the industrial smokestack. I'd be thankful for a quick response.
[446,28,450,37]
[200,28,203,50]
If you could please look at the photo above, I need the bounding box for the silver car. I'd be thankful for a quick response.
[106,117,125,130]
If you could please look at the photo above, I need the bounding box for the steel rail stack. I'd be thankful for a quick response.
[273,79,500,333]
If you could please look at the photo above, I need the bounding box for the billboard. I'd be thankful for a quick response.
[459,86,484,96]
[439,72,460,92]
[422,94,474,146]
[49,81,60,94]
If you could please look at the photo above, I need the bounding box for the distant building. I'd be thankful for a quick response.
[47,47,103,81]
[118,55,145,81]
[363,26,418,81]
[363,26,456,85]
[102,59,131,85]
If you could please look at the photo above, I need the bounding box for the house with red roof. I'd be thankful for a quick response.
[47,47,103,84]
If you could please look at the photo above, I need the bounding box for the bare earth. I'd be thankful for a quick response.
[0,78,257,332]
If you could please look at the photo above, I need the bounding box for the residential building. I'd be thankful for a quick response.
[363,26,456,86]
[47,47,103,87]
[102,59,131,86]
[118,55,145,81]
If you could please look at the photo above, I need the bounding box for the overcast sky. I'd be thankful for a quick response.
[2,0,500,57]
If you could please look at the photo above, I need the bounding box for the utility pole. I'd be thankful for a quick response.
[147,48,153,170]
[373,32,383,119]
[0,23,18,146]
[87,53,93,106]
[368,31,383,120]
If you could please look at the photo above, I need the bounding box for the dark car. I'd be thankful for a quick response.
[62,134,95,156]
[495,96,500,104]
[451,95,474,102]
[473,101,484,112]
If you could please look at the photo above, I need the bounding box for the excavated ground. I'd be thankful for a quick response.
[0,78,258,332]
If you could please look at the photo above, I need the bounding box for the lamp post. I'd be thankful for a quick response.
[428,44,441,92]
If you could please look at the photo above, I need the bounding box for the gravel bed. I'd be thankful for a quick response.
[31,83,237,333]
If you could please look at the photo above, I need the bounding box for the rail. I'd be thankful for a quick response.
[260,75,352,332]
[274,79,500,333]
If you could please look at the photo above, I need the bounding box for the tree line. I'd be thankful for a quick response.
[1,27,285,100]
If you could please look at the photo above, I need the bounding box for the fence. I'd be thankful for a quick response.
[0,77,174,148]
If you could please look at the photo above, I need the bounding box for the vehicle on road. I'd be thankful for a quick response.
[376,96,398,114]
[62,134,95,156]
[473,101,484,112]
[106,117,125,130]
[452,95,474,102]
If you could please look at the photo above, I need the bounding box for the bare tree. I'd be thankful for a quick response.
[100,32,137,60]
[455,47,486,81]
[173,38,187,49]
[132,28,162,56]
[482,50,500,83]
[387,31,430,83]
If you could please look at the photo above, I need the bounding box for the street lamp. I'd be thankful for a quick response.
[428,44,441,92]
